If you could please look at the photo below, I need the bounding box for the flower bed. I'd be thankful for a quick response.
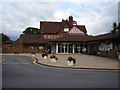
[50,55,58,62]
[67,56,76,66]
[42,53,48,59]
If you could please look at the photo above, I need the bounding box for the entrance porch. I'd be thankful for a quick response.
[47,42,87,54]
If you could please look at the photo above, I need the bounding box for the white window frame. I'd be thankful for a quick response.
[48,36,51,39]
[39,46,44,49]
[29,46,35,50]
[64,28,69,32]
[44,35,47,39]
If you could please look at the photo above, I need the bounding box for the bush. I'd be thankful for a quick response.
[50,55,58,60]
[42,53,48,57]
[31,52,36,55]
[14,52,19,54]
[68,56,76,64]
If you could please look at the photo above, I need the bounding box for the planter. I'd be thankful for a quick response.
[32,54,36,56]
[42,53,48,58]
[67,60,74,66]
[43,56,48,59]
[31,52,36,56]
[50,55,58,62]
[51,58,57,62]
[67,56,76,66]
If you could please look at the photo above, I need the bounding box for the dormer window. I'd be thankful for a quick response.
[64,28,69,32]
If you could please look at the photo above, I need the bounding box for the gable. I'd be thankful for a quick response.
[69,26,85,34]
[56,20,72,34]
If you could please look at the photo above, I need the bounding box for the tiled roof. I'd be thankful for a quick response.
[50,34,92,42]
[40,22,62,34]
[88,33,120,41]
[75,25,87,34]
[13,34,50,46]
[40,20,87,34]
[13,33,120,46]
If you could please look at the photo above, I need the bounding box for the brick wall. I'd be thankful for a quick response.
[2,44,12,53]
[100,51,117,58]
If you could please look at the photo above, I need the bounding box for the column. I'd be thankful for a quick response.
[67,43,69,53]
[73,44,75,53]
[63,44,65,53]
[56,43,58,54]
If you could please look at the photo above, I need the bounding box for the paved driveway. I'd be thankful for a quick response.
[2,55,118,88]
[36,54,119,69]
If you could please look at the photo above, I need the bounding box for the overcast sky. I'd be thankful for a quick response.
[0,0,119,41]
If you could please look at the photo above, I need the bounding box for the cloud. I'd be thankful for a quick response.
[2,2,58,40]
[56,2,118,35]
[118,1,120,23]
[1,0,119,3]
[1,1,119,41]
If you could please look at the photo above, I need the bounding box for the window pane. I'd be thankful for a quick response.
[39,46,43,49]
[44,35,47,38]
[29,46,35,50]
[48,36,50,38]
[64,28,69,32]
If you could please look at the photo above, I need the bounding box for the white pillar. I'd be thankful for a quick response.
[56,43,58,54]
[67,44,69,53]
[63,43,66,53]
[73,44,75,53]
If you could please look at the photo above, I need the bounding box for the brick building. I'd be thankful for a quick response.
[4,16,120,58]
[2,40,14,53]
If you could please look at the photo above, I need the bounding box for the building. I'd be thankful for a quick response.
[6,16,120,58]
[2,40,14,53]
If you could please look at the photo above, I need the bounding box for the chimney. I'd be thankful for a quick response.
[68,16,73,26]
[62,19,64,22]
[69,16,73,22]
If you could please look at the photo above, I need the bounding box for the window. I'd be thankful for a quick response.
[53,35,57,38]
[39,46,44,49]
[51,35,53,38]
[64,28,69,32]
[28,46,36,50]
[47,35,57,39]
[57,35,59,38]
[44,35,47,38]
[48,35,51,39]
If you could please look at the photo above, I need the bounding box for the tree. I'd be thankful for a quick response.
[1,33,10,42]
[23,27,40,34]
[110,22,120,34]
[117,23,120,34]
[111,22,117,33]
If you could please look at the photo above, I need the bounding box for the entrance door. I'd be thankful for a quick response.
[58,43,72,53]
[68,44,73,53]
[75,44,82,53]
[63,43,68,53]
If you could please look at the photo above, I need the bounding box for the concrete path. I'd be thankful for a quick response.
[4,53,119,70]
[35,54,119,70]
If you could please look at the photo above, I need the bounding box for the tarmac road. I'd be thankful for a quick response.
[2,55,118,88]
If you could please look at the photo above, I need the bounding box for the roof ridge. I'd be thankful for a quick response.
[94,33,112,37]
[76,25,85,26]
[40,21,61,23]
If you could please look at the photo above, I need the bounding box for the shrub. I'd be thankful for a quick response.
[55,57,58,60]
[50,55,58,60]
[42,53,48,57]
[31,52,36,55]
[68,56,76,64]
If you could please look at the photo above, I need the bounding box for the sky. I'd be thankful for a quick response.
[0,0,119,41]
